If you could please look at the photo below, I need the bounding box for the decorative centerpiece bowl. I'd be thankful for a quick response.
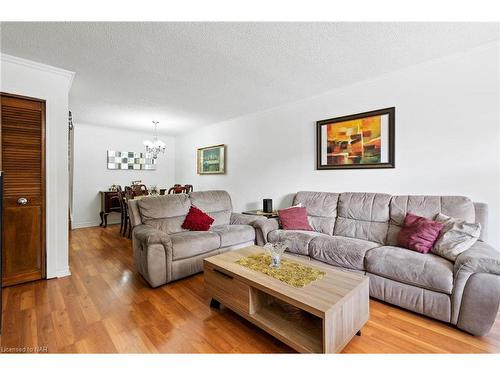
[263,241,289,268]
[150,185,159,195]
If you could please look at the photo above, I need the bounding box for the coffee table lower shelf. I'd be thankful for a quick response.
[204,260,369,353]
[248,299,323,353]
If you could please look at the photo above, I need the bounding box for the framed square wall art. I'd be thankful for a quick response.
[316,107,395,170]
[197,144,226,174]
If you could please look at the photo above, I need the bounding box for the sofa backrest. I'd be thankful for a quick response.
[386,195,477,245]
[130,190,233,233]
[189,190,232,226]
[293,191,339,235]
[334,192,392,244]
[473,202,488,242]
[292,191,487,244]
[136,194,191,234]
[127,199,142,228]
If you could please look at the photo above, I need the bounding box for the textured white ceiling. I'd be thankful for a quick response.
[1,22,499,134]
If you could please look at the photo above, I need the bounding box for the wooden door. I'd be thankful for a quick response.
[1,93,46,286]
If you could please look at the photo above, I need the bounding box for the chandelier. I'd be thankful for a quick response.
[143,121,166,159]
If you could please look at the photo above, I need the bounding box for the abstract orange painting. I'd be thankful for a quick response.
[316,108,395,169]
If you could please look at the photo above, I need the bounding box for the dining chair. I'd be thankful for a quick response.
[124,186,134,200]
[132,184,149,196]
[123,186,136,238]
[167,184,184,194]
[116,185,129,237]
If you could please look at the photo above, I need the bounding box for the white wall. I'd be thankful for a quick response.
[0,54,74,278]
[175,42,500,247]
[72,123,175,228]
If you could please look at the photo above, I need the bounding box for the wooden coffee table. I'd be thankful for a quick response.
[204,246,369,353]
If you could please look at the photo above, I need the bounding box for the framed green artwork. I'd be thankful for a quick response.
[197,144,226,174]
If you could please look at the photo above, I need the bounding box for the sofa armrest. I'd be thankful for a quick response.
[230,213,268,246]
[132,225,173,287]
[451,241,500,335]
[253,218,280,244]
[454,241,500,276]
[133,224,172,247]
[230,212,266,226]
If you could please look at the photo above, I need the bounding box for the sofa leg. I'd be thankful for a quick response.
[210,298,221,309]
[356,330,361,336]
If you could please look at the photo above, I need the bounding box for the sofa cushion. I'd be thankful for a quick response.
[293,191,339,235]
[367,273,451,323]
[267,229,323,256]
[210,224,255,247]
[170,231,221,261]
[365,246,454,294]
[432,213,481,261]
[182,206,214,231]
[397,213,444,254]
[278,206,313,231]
[309,235,380,271]
[334,192,391,244]
[387,195,476,246]
[189,190,232,226]
[138,194,191,234]
[138,194,191,219]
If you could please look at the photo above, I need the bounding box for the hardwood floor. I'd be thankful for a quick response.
[1,225,500,353]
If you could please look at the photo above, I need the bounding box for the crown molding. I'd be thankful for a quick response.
[0,53,76,89]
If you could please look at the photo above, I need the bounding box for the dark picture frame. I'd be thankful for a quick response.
[316,107,395,170]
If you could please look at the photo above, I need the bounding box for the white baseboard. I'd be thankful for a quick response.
[72,220,100,228]
[55,268,71,278]
[72,219,120,229]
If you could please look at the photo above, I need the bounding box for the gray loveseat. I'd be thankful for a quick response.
[128,191,265,288]
[257,191,500,336]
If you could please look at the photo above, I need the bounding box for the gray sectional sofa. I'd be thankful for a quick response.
[257,191,500,336]
[129,189,500,336]
[128,191,266,287]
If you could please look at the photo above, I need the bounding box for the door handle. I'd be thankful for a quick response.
[17,197,28,205]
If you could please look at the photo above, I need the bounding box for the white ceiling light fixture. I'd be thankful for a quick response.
[143,121,166,159]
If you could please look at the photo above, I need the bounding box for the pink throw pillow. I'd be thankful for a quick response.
[397,213,444,253]
[278,206,313,231]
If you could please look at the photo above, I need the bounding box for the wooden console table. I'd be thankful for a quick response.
[99,191,121,228]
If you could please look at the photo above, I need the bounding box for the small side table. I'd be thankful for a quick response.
[242,210,279,219]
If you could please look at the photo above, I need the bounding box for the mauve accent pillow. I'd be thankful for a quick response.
[397,213,444,254]
[278,206,313,231]
[431,213,481,261]
[181,206,214,231]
